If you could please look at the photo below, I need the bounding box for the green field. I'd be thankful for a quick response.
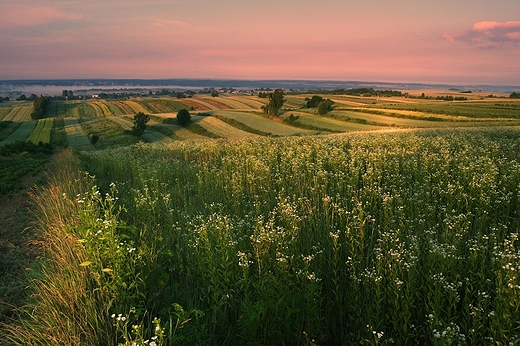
[0,121,37,145]
[26,118,54,144]
[4,92,520,345]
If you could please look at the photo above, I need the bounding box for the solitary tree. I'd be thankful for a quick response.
[132,112,150,136]
[177,109,191,126]
[31,96,49,120]
[262,89,285,116]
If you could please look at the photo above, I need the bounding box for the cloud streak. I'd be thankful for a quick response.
[444,20,520,48]
[0,4,82,29]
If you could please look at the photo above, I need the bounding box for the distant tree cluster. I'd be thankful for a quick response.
[305,95,335,114]
[62,90,75,100]
[305,95,325,108]
[318,99,335,114]
[31,96,49,120]
[510,92,520,99]
[258,92,270,98]
[292,88,403,97]
[436,95,468,101]
[261,89,285,116]
[0,96,9,103]
[16,94,39,101]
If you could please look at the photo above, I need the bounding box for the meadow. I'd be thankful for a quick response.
[2,91,520,345]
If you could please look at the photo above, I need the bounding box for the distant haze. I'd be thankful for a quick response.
[1,79,518,97]
[1,1,519,85]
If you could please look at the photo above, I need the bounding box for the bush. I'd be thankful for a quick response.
[90,134,99,145]
[177,109,191,126]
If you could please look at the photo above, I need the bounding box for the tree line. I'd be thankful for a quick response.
[289,88,403,97]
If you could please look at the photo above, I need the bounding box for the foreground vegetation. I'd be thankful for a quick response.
[3,126,519,345]
[2,91,520,345]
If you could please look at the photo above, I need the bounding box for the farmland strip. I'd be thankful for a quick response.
[0,121,37,144]
[26,118,54,144]
[63,118,93,149]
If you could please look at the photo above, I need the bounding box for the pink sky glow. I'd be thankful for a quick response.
[1,0,519,85]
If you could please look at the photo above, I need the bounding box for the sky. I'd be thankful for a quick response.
[1,0,519,85]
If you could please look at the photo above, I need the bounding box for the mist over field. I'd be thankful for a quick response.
[1,79,519,97]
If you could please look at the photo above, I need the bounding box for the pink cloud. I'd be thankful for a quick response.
[506,31,520,40]
[0,4,82,29]
[444,20,520,47]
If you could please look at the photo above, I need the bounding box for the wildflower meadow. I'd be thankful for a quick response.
[8,127,520,345]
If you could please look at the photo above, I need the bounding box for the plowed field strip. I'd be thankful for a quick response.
[139,99,185,113]
[215,111,318,136]
[0,121,37,144]
[26,118,54,144]
[176,99,216,111]
[102,101,125,116]
[198,117,261,139]
[227,96,266,109]
[0,108,11,121]
[4,106,33,122]
[150,122,210,140]
[89,102,105,117]
[206,97,253,110]
[293,113,382,132]
[122,100,152,114]
[197,97,230,110]
[63,118,93,149]
[106,116,133,131]
[141,130,176,144]
[93,101,113,116]
[110,101,135,115]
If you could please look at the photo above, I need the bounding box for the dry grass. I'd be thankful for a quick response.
[2,150,113,345]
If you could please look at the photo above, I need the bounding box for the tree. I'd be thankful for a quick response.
[305,95,324,108]
[211,91,219,97]
[262,89,285,116]
[132,112,150,136]
[510,92,520,99]
[31,96,49,120]
[177,109,191,126]
[317,99,334,114]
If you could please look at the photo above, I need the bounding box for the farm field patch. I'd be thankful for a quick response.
[198,116,262,139]
[26,118,54,144]
[0,121,37,145]
[137,98,186,113]
[285,111,383,132]
[175,98,213,111]
[63,117,93,149]
[0,122,22,141]
[2,106,33,122]
[213,110,320,136]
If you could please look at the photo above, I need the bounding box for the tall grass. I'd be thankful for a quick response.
[8,128,520,345]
